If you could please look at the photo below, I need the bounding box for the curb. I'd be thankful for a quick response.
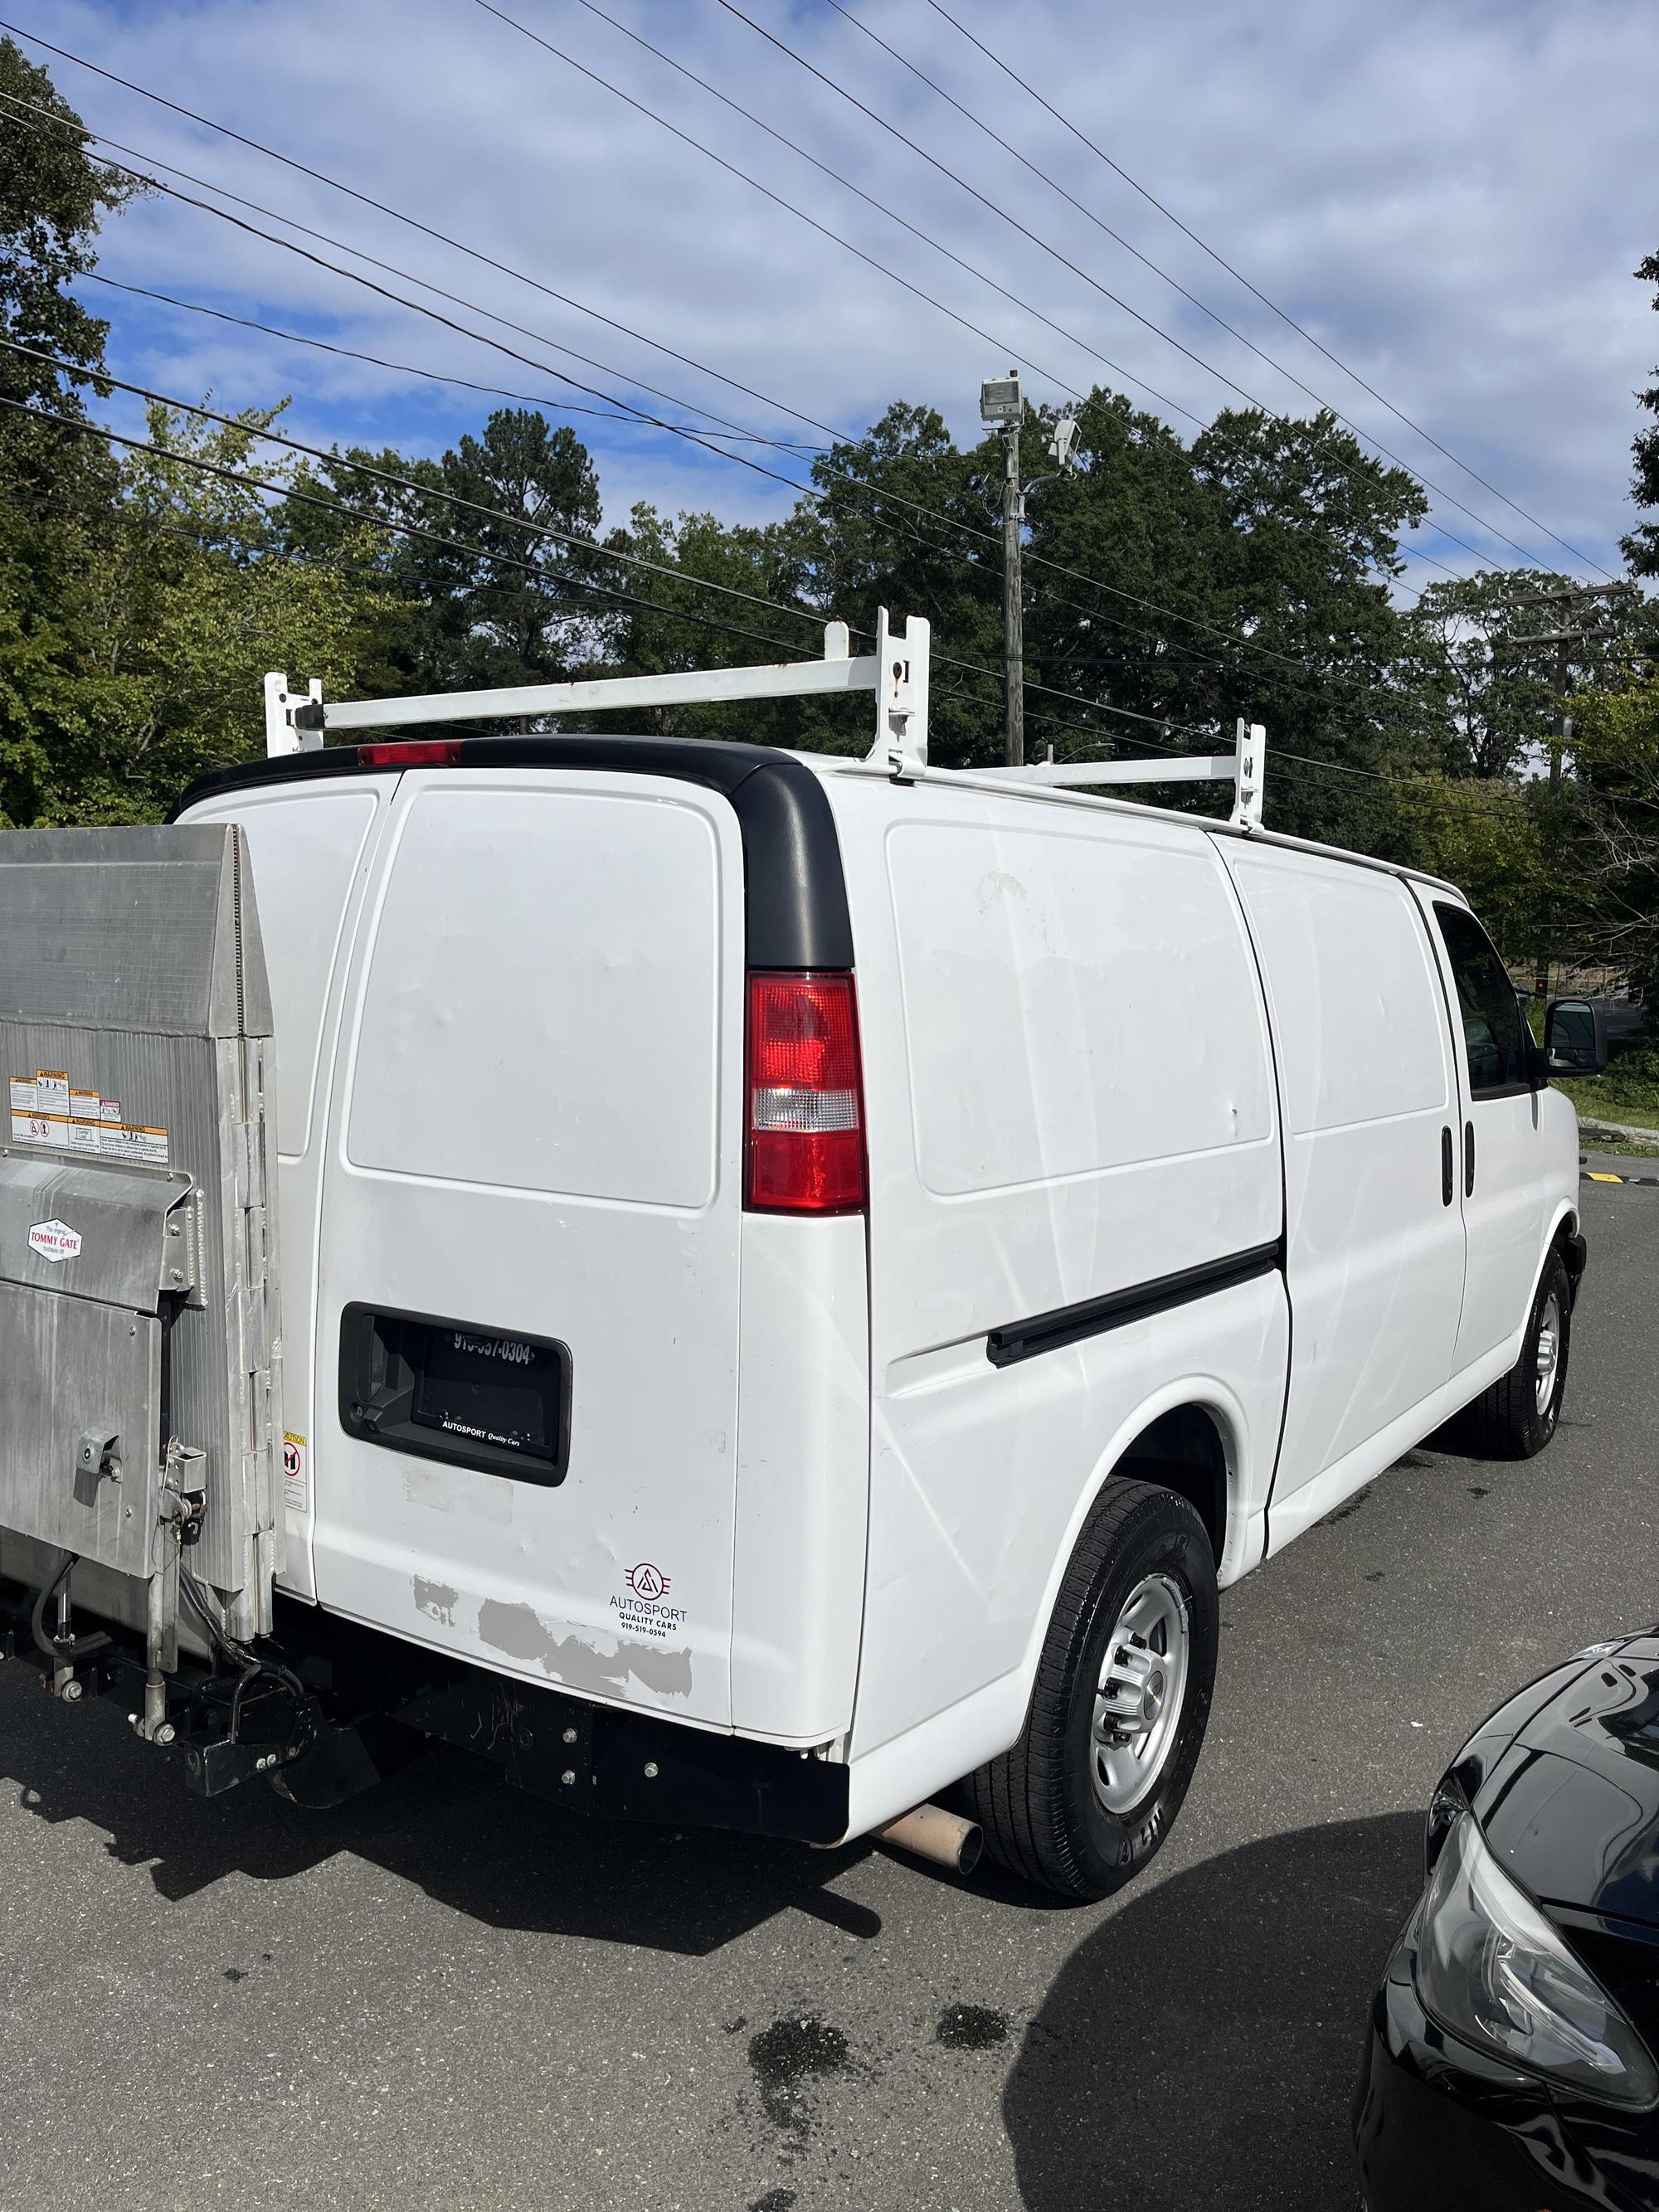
[1582,1165,1659,1188]
[1579,1117,1659,1146]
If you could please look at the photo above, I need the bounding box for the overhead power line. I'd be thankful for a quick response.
[707,0,1598,580]
[0,361,1066,746]
[0,92,831,488]
[569,0,1591,609]
[914,0,1616,581]
[3,391,1547,825]
[0,374,1352,771]
[818,0,1559,574]
[83,273,819,448]
[3,59,1486,629]
[0,334,845,641]
[82,264,1452,732]
[479,0,1204,432]
[5,31,1562,698]
[11,98,1449,693]
[484,0,1496,582]
[0,345,1233,745]
[7,96,1219,681]
[0,59,1520,727]
[0,389,836,665]
[0,18,848,455]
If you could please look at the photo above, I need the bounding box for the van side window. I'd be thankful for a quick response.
[1434,904,1529,1096]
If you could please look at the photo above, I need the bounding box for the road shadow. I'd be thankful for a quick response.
[0,1670,878,1957]
[1003,1811,1422,2212]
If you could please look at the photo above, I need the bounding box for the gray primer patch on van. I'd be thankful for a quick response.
[412,1577,457,1626]
[477,1598,694,1699]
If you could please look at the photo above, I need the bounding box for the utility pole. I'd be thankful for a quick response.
[1490,581,1635,793]
[980,372,1026,766]
[1002,422,1024,768]
[980,372,1080,768]
[1489,581,1635,994]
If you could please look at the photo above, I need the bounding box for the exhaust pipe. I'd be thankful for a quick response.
[873,1801,983,1875]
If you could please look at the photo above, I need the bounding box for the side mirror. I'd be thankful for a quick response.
[1545,998,1610,1077]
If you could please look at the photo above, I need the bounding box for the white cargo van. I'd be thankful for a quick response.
[0,618,1594,1899]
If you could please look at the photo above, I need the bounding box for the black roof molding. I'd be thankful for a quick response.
[173,733,854,970]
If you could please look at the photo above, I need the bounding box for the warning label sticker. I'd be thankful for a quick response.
[66,1089,101,1154]
[9,1067,168,1164]
[282,1432,308,1514]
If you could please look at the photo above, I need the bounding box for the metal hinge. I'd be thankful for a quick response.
[232,1123,265,1211]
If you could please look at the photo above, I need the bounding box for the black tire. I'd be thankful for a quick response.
[962,1477,1219,1902]
[1452,1247,1573,1461]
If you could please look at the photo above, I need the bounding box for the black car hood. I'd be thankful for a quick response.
[1470,1634,1659,1927]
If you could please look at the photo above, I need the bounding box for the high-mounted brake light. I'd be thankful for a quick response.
[357,740,465,767]
[746,972,867,1214]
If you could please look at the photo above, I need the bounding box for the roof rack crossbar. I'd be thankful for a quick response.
[977,717,1266,830]
[264,610,933,760]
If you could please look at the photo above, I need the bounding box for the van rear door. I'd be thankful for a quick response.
[181,776,400,1602]
[311,768,745,1728]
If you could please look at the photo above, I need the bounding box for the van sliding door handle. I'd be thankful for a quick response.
[1464,1120,1476,1197]
[1441,1125,1454,1206]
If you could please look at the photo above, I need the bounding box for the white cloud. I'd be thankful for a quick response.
[10,0,1657,586]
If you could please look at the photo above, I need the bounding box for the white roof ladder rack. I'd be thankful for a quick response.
[265,607,930,761]
[265,607,1262,829]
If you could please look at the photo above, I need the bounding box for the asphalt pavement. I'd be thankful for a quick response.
[2,1176,1655,2212]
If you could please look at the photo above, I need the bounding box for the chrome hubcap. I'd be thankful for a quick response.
[1092,1573,1191,1816]
[1535,1292,1562,1417]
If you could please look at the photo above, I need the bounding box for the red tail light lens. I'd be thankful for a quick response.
[358,740,464,767]
[746,971,867,1214]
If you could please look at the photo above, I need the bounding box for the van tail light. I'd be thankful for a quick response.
[745,971,867,1214]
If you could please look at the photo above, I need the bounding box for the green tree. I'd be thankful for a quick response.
[598,501,850,746]
[279,409,604,710]
[1400,569,1643,781]
[0,35,132,512]
[6,401,390,824]
[1022,399,1433,843]
[789,400,1005,765]
[0,34,133,825]
[1384,772,1557,963]
[1625,250,1659,579]
[1562,675,1659,1002]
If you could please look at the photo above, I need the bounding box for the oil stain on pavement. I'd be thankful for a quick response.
[748,2014,855,2135]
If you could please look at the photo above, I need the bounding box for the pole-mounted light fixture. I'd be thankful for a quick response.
[980,372,1024,427]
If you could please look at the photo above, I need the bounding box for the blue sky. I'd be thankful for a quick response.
[8,0,1659,596]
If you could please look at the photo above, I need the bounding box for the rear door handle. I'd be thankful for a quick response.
[1464,1120,1475,1197]
[1441,1125,1454,1206]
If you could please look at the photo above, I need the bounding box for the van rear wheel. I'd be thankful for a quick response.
[1452,1247,1573,1461]
[962,1478,1219,1902]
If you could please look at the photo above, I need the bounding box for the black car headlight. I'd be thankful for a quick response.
[1415,1810,1659,2109]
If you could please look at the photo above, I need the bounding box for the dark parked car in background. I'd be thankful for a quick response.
[1355,1633,1659,2209]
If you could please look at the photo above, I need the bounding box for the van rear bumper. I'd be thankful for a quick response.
[390,1648,851,1845]
[0,1577,850,1845]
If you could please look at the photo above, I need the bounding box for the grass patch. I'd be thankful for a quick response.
[1519,1003,1659,1130]
[1555,1058,1659,1134]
